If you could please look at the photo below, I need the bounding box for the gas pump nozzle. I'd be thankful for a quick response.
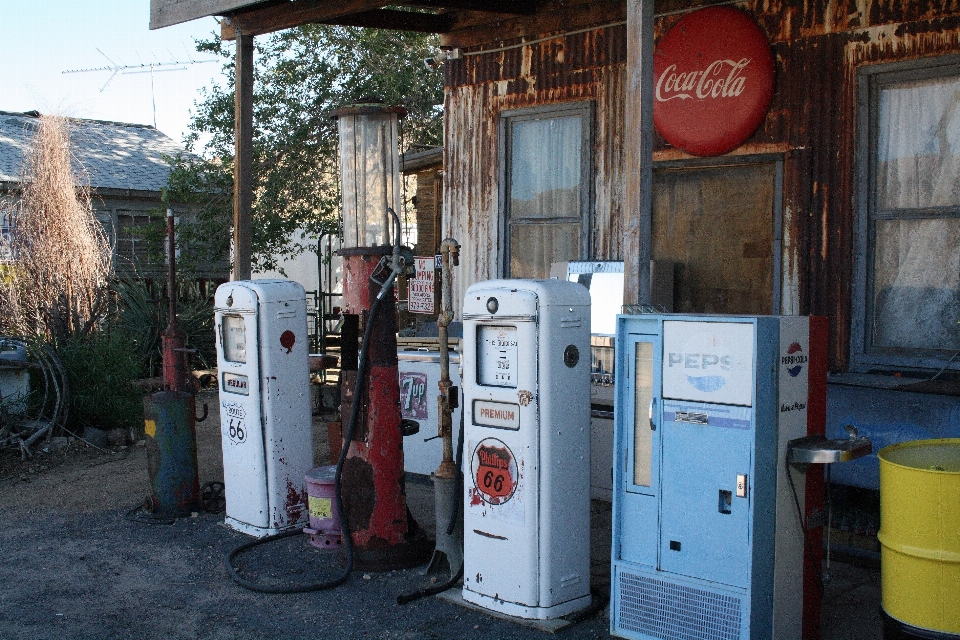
[371,208,410,300]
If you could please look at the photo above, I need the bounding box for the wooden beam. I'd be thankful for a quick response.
[440,0,624,49]
[623,0,654,307]
[233,30,254,281]
[222,0,392,39]
[320,9,455,32]
[150,0,261,30]
[405,0,538,15]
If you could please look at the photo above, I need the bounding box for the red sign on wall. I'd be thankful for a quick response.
[653,7,774,157]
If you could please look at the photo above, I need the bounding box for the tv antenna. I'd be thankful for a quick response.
[63,48,218,128]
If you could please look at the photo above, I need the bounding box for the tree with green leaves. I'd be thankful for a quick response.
[166,25,444,273]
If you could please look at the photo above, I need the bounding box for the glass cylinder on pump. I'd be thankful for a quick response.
[333,102,406,248]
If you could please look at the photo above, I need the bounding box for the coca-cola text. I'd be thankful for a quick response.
[656,58,752,102]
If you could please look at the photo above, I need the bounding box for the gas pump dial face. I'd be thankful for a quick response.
[477,325,518,388]
[222,315,247,363]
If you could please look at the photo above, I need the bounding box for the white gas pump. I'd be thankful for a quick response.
[461,279,592,619]
[214,279,313,537]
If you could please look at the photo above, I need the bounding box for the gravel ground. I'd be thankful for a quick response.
[0,389,612,640]
[0,388,882,640]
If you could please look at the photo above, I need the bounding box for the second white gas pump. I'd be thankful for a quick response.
[214,279,313,537]
[461,279,592,619]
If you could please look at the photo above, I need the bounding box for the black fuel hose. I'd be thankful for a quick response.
[225,287,388,593]
[447,402,465,536]
[396,563,464,605]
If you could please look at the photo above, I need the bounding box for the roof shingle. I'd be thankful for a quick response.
[0,111,187,193]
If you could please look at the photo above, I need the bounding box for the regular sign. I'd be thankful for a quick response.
[654,7,774,157]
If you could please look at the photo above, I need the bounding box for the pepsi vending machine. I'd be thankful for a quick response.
[611,314,826,640]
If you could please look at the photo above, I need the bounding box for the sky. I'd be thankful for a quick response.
[1,1,225,147]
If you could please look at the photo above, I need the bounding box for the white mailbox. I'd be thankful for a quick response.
[461,279,592,619]
[214,279,313,537]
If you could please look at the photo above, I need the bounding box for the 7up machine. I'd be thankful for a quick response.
[461,279,592,619]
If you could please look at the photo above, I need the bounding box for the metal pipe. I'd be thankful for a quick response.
[161,208,188,392]
[166,208,176,328]
[435,238,460,480]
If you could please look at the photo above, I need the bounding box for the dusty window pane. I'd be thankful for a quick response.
[652,163,775,315]
[509,222,580,279]
[116,211,155,267]
[510,116,582,220]
[872,217,960,351]
[877,76,960,210]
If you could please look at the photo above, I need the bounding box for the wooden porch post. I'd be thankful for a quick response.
[624,0,654,306]
[232,29,254,281]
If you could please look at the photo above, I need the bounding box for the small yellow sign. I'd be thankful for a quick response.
[309,496,332,519]
[144,419,156,438]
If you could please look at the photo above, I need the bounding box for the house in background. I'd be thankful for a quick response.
[0,110,227,281]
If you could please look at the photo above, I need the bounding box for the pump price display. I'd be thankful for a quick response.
[222,315,247,363]
[477,325,518,388]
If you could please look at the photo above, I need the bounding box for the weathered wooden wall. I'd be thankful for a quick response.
[443,16,627,309]
[441,0,960,370]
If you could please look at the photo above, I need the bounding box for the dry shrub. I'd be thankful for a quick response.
[1,115,113,341]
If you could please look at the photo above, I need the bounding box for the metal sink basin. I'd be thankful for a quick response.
[787,434,873,464]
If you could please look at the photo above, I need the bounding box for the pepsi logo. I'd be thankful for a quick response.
[782,342,807,377]
[667,352,732,392]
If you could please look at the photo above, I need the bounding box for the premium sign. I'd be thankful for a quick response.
[407,256,435,314]
[222,372,249,395]
[473,399,521,429]
[653,7,774,157]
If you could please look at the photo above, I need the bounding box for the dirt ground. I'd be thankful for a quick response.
[0,388,612,640]
[0,387,883,640]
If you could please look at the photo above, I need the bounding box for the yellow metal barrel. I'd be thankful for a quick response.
[878,439,960,636]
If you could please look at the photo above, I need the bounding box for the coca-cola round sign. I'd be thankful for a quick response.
[654,7,774,157]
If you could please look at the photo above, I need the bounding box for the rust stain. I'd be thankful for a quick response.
[284,479,303,523]
[442,2,960,371]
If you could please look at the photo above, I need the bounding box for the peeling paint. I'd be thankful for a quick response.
[442,2,960,371]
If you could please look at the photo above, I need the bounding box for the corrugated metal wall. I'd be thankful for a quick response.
[441,0,960,369]
[443,23,628,310]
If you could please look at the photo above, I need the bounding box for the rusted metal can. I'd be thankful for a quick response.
[143,391,200,516]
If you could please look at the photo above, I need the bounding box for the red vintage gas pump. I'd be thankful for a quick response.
[332,102,431,570]
[338,245,431,569]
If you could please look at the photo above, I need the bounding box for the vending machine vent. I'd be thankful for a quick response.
[617,570,743,640]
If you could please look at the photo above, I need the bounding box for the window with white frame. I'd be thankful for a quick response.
[500,102,592,278]
[854,57,960,372]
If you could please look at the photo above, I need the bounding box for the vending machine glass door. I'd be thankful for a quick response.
[616,333,661,568]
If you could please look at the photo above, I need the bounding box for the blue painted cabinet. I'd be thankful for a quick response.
[611,315,821,640]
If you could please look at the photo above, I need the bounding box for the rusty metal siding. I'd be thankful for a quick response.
[443,23,628,306]
[442,2,960,370]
